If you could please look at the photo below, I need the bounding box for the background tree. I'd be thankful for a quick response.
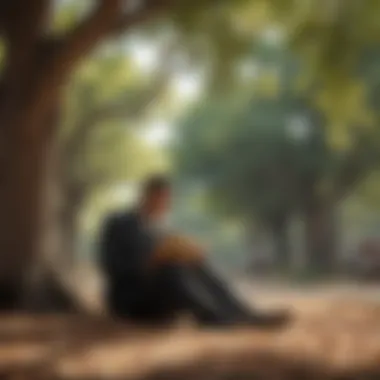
[173,32,380,274]
[174,92,324,270]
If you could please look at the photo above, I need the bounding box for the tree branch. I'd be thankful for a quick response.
[63,41,175,160]
[112,0,173,35]
[64,74,168,162]
[92,74,168,122]
[51,0,122,78]
[51,0,172,81]
[26,0,173,139]
[21,0,122,131]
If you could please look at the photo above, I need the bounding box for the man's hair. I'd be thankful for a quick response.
[143,175,170,196]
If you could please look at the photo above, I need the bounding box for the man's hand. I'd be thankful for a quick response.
[152,235,205,266]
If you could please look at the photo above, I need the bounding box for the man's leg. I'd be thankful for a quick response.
[145,263,242,326]
[195,265,254,316]
[194,264,291,327]
[145,263,291,328]
[105,266,233,325]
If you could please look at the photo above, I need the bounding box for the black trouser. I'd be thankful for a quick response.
[108,263,252,325]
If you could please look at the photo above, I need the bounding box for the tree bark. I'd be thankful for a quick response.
[271,217,291,271]
[304,201,337,275]
[0,105,54,308]
[0,90,89,312]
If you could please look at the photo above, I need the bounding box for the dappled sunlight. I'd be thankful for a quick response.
[1,288,380,378]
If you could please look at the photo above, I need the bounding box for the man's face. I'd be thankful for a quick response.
[145,188,171,220]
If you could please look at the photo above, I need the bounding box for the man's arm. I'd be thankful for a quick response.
[150,234,205,268]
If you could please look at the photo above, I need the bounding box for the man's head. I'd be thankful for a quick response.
[140,175,171,221]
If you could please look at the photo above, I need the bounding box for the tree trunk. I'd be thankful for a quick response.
[304,202,337,275]
[22,125,87,313]
[271,217,290,271]
[0,5,62,308]
[0,97,85,311]
[0,113,53,309]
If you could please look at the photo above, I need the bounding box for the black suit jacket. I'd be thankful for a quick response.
[99,210,158,312]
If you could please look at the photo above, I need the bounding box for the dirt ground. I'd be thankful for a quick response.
[2,280,380,379]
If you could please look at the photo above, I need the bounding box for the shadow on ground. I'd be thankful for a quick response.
[0,299,380,380]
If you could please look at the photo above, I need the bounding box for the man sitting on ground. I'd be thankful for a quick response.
[99,175,291,327]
